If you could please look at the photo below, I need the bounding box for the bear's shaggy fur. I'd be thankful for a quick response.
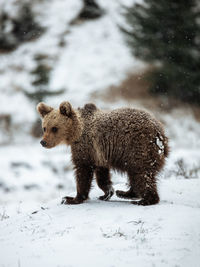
[37,101,169,205]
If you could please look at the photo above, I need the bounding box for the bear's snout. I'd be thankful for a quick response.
[40,140,47,147]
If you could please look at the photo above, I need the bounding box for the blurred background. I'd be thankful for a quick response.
[0,0,200,216]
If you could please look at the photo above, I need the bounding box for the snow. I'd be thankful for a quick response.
[1,181,200,267]
[0,0,200,266]
[156,136,164,154]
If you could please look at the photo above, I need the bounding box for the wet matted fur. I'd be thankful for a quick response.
[37,101,169,205]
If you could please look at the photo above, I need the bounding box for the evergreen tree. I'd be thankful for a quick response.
[123,0,200,104]
[0,3,44,53]
[24,55,64,138]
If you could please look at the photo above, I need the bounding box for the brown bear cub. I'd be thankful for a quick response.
[37,101,169,205]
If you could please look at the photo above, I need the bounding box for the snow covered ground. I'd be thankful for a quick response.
[1,171,200,267]
[1,183,200,267]
[0,0,200,266]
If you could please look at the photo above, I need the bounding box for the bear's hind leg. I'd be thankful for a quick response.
[130,172,159,206]
[116,189,138,199]
[95,167,114,201]
[116,172,139,200]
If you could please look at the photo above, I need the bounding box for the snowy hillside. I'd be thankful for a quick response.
[0,0,142,143]
[0,0,200,266]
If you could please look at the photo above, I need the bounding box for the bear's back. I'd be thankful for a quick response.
[88,108,166,170]
[93,108,161,136]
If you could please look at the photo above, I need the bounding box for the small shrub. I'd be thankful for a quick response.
[70,0,104,25]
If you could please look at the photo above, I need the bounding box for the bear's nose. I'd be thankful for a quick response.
[40,140,47,147]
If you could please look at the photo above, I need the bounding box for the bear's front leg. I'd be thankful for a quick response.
[61,165,94,205]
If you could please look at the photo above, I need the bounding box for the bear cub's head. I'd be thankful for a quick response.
[37,101,81,148]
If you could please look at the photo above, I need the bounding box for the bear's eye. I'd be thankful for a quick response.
[52,127,58,133]
[43,127,46,132]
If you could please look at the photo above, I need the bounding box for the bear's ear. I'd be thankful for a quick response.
[59,101,72,117]
[37,102,53,118]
